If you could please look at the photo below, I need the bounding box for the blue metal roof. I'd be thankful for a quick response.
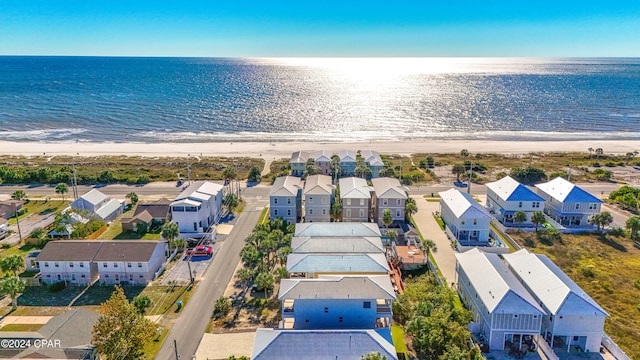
[564,186,603,203]
[506,185,545,202]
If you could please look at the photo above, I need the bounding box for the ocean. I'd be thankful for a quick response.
[0,56,639,143]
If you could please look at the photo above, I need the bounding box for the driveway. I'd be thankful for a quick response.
[160,245,219,286]
[1,212,57,246]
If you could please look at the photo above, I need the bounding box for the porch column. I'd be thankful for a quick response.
[567,335,571,352]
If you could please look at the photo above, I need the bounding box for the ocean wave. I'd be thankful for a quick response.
[0,128,88,141]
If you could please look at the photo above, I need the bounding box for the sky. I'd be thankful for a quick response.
[1,1,639,57]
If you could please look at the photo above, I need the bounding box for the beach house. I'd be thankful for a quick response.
[339,177,372,222]
[303,174,334,222]
[503,249,608,353]
[294,222,381,238]
[269,176,303,224]
[337,150,358,176]
[455,249,545,351]
[535,177,602,227]
[170,181,224,237]
[251,328,398,360]
[486,176,545,226]
[314,150,333,176]
[291,236,385,254]
[37,241,102,285]
[290,150,314,177]
[361,150,384,178]
[94,241,166,285]
[278,275,396,330]
[70,189,124,222]
[371,177,407,227]
[439,188,491,244]
[286,253,390,278]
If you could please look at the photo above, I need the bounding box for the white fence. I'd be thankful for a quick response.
[602,333,631,360]
[536,338,560,360]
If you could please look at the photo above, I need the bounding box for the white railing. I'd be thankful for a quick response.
[536,338,559,360]
[602,333,631,360]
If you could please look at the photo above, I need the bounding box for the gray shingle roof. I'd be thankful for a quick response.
[339,177,372,199]
[303,175,333,195]
[269,176,302,197]
[93,241,164,262]
[36,241,103,262]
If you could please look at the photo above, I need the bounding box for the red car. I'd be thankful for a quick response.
[187,245,213,256]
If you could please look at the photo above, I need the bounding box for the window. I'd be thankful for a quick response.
[397,199,401,206]
[359,209,365,217]
[360,199,365,206]
[309,209,313,215]
[513,314,519,318]
[54,262,59,268]
[346,209,351,218]
[363,301,371,308]
[105,274,109,278]
[287,198,291,204]
[46,274,50,278]
[81,274,85,278]
[396,210,401,218]
[274,198,278,204]
[193,222,197,231]
[324,307,329,313]
[44,262,49,267]
[473,219,477,225]
[103,263,107,268]
[274,209,278,216]
[346,198,351,206]
[72,274,76,281]
[532,201,540,208]
[382,199,388,206]
[338,317,343,322]
[287,209,291,216]
[69,262,74,268]
[576,204,580,210]
[308,197,313,204]
[79,262,84,268]
[573,336,579,341]
[140,275,144,278]
[589,203,597,210]
[461,220,465,225]
[127,262,132,268]
[322,197,327,204]
[322,209,326,215]
[138,263,142,268]
[519,201,523,208]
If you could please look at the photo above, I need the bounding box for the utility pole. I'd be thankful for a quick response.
[173,339,180,360]
[13,203,22,244]
[467,162,472,194]
[72,162,79,200]
[187,156,192,186]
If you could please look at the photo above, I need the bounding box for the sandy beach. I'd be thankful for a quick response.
[1,139,639,159]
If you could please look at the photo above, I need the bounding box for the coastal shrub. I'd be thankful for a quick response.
[609,186,640,211]
[633,279,640,290]
[136,174,150,184]
[247,166,261,183]
[609,227,626,237]
[510,166,547,184]
[495,171,507,180]
[593,169,613,181]
[214,296,232,317]
[548,171,567,180]
[580,265,597,278]
[591,162,601,167]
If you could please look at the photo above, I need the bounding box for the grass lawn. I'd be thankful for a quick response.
[17,285,85,307]
[8,200,69,225]
[0,244,41,261]
[258,207,269,225]
[433,215,445,231]
[99,204,162,240]
[391,325,408,355]
[142,326,168,360]
[511,231,640,359]
[10,306,69,317]
[0,323,43,332]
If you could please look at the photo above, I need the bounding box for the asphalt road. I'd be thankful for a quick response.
[155,193,267,360]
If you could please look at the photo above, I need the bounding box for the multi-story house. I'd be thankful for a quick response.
[94,241,166,285]
[535,177,602,227]
[339,177,372,222]
[294,222,381,238]
[290,236,385,254]
[170,181,224,237]
[278,275,395,330]
[314,150,333,176]
[486,176,545,226]
[439,188,491,243]
[37,241,102,285]
[290,150,314,177]
[70,189,124,222]
[371,177,407,226]
[361,150,384,178]
[337,150,357,176]
[286,253,390,278]
[504,249,608,353]
[269,176,303,224]
[455,248,545,351]
[303,175,333,222]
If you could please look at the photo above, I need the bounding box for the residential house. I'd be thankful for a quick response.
[371,177,407,227]
[94,241,166,285]
[503,249,608,353]
[535,177,603,227]
[251,328,398,360]
[286,253,389,278]
[133,198,171,223]
[278,275,395,330]
[121,210,153,232]
[0,217,7,239]
[314,150,333,176]
[294,222,381,238]
[269,176,302,224]
[6,308,99,359]
[70,189,124,222]
[0,199,24,219]
[170,181,224,236]
[339,177,372,222]
[439,188,491,244]
[24,250,41,270]
[36,241,102,285]
[361,150,384,178]
[455,249,545,351]
[486,176,545,226]
[290,150,314,177]
[303,175,333,222]
[337,150,357,176]
[291,236,385,254]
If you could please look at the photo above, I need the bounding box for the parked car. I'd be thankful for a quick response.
[187,245,213,256]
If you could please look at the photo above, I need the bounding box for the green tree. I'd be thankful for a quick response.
[386,229,398,243]
[589,212,613,232]
[247,165,261,183]
[236,267,255,288]
[254,271,274,298]
[222,165,237,183]
[331,201,343,222]
[161,222,180,252]
[405,197,418,222]
[330,154,341,181]
[626,216,640,242]
[361,352,387,360]
[125,192,139,205]
[495,171,508,180]
[303,159,321,179]
[382,209,393,229]
[10,190,26,243]
[588,147,594,158]
[98,170,115,183]
[0,254,25,277]
[595,147,604,158]
[460,149,470,158]
[214,296,232,317]
[273,266,289,282]
[132,295,152,314]
[0,276,25,310]
[225,193,239,213]
[452,164,466,182]
[92,286,155,360]
[514,210,527,226]
[509,166,547,184]
[241,245,261,270]
[55,183,68,201]
[531,211,546,232]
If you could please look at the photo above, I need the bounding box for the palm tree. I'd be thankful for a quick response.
[386,229,398,243]
[626,216,640,242]
[254,271,274,298]
[452,164,466,182]
[588,147,594,158]
[0,254,25,277]
[595,148,604,159]
[10,190,26,243]
[598,211,613,231]
[0,276,25,310]
[382,209,393,230]
[514,210,527,226]
[331,201,342,222]
[125,191,139,205]
[405,197,417,222]
[531,211,546,232]
[330,154,341,183]
[460,149,470,158]
[161,222,180,252]
[55,183,68,201]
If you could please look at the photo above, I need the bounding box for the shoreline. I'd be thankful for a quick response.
[1,140,639,159]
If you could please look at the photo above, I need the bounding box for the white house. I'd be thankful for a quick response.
[294,222,381,238]
[535,177,602,228]
[486,176,545,226]
[170,181,224,237]
[36,241,102,285]
[278,275,395,330]
[339,177,372,222]
[455,249,545,351]
[291,236,385,254]
[371,177,407,226]
[251,328,398,360]
[286,253,390,278]
[94,241,167,285]
[439,188,491,244]
[269,176,302,224]
[503,249,608,353]
[303,175,333,222]
[70,189,124,222]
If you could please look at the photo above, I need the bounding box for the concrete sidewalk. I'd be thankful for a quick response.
[0,316,53,326]
[411,196,457,286]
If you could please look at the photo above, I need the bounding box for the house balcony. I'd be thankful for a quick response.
[281,299,295,318]
[376,299,392,314]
